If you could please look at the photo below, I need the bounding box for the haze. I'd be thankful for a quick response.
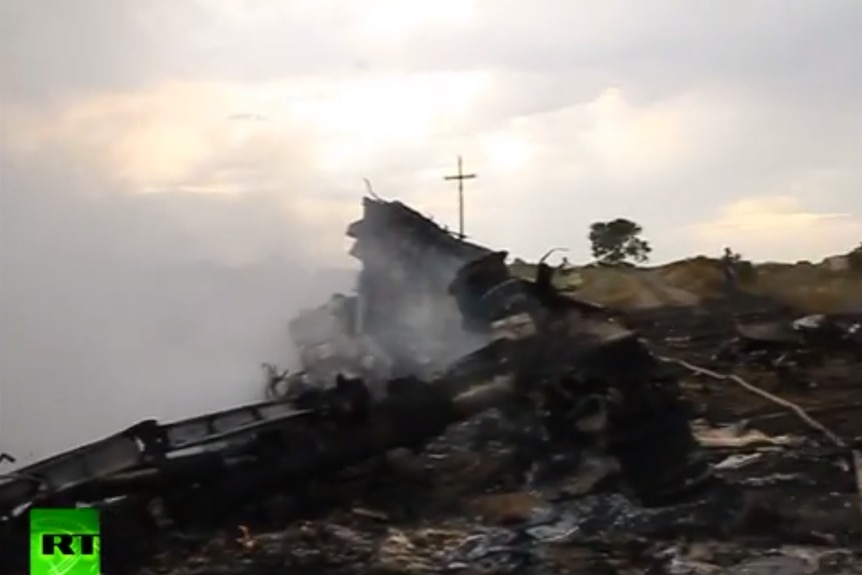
[1,0,860,467]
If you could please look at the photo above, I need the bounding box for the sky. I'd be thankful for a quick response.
[1,0,860,464]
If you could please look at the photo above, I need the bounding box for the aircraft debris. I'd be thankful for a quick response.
[2,197,860,574]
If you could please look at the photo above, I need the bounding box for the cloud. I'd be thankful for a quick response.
[358,83,859,264]
[1,79,370,260]
[688,196,862,262]
[8,0,857,105]
[0,80,360,466]
[396,1,862,103]
[0,0,212,101]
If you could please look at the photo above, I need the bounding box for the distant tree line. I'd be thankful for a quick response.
[585,218,759,287]
[584,219,860,273]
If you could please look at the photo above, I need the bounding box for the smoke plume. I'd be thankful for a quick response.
[0,99,357,469]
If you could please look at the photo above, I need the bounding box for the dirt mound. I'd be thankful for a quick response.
[513,254,861,313]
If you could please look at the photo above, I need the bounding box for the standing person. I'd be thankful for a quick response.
[721,247,738,295]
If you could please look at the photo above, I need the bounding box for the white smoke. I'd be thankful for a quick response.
[0,117,357,470]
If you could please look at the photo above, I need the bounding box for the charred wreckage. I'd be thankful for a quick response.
[1,198,858,573]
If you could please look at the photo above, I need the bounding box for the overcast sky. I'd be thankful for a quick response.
[1,0,860,463]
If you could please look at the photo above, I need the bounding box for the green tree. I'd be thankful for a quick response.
[588,219,652,265]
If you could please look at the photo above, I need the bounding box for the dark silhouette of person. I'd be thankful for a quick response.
[721,247,738,295]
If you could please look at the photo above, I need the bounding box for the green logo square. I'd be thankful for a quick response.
[29,507,101,575]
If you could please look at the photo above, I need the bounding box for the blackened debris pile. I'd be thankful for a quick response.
[445,250,714,505]
[281,196,714,503]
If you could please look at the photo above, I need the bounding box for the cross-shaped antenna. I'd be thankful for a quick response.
[444,155,476,239]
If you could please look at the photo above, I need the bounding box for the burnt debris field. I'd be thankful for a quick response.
[2,198,862,575]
